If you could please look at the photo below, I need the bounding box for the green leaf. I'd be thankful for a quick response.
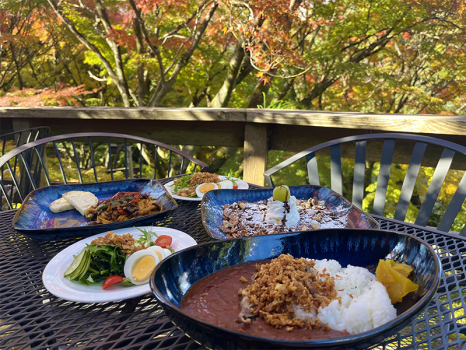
[135,226,157,247]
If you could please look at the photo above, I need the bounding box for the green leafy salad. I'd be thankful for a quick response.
[170,174,193,195]
[64,228,174,288]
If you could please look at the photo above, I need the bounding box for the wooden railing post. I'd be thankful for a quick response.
[243,123,268,186]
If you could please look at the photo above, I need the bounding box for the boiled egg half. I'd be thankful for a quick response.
[148,245,172,261]
[195,183,218,198]
[124,249,160,285]
[218,180,234,189]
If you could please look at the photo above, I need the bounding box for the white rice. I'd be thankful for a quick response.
[294,259,396,334]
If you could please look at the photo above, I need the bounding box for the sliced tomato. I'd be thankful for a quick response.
[155,235,172,248]
[102,275,125,289]
[233,184,238,189]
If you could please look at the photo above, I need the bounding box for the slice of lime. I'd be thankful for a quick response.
[64,248,87,278]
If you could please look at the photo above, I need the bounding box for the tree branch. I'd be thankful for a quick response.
[150,2,219,106]
[128,0,165,81]
[47,0,132,106]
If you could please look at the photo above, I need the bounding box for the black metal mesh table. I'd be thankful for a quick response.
[1,181,466,350]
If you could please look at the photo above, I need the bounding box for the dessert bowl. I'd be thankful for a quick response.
[150,228,441,350]
[201,184,379,240]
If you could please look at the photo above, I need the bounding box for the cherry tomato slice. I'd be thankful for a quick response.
[102,275,124,289]
[155,235,172,248]
[233,184,238,189]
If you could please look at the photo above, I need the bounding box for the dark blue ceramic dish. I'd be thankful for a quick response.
[151,229,441,350]
[201,184,380,240]
[12,179,178,241]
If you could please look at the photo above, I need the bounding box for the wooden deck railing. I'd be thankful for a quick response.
[2,107,466,186]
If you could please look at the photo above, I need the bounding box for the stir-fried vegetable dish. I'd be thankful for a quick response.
[85,192,162,224]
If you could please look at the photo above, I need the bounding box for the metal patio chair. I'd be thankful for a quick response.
[1,126,51,156]
[0,132,208,210]
[264,133,466,235]
[1,126,51,210]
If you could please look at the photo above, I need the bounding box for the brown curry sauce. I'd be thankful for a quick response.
[180,260,348,340]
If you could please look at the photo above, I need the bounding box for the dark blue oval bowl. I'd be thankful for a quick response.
[201,185,380,240]
[12,179,178,241]
[150,229,441,350]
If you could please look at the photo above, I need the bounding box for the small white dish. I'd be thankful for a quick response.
[42,226,197,303]
[164,175,249,201]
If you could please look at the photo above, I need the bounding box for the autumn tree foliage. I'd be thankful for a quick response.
[44,0,220,107]
[0,0,101,106]
[1,0,465,112]
[0,0,52,91]
[0,84,90,107]
[222,0,466,111]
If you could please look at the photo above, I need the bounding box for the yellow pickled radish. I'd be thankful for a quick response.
[376,259,419,304]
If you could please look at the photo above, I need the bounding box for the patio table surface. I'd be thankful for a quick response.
[0,177,465,350]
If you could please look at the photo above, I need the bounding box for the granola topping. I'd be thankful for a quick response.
[220,197,349,238]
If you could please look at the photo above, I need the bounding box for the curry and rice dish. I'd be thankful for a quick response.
[181,254,419,340]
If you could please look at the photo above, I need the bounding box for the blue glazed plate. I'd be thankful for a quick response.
[12,179,178,241]
[201,184,379,240]
[150,229,441,350]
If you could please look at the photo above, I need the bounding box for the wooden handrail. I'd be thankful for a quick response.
[2,107,466,185]
[1,107,466,133]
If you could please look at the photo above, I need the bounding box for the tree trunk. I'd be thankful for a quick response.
[300,77,338,109]
[274,78,294,102]
[248,73,274,108]
[210,40,245,108]
[10,44,24,89]
[95,0,132,107]
[134,17,147,106]
[204,147,239,174]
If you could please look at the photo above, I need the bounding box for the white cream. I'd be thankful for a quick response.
[286,196,300,227]
[265,195,300,228]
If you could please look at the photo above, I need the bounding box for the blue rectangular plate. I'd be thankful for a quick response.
[201,184,379,240]
[13,179,178,241]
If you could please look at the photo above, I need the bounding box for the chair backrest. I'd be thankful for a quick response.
[264,133,466,235]
[0,126,50,156]
[1,126,51,210]
[0,132,208,210]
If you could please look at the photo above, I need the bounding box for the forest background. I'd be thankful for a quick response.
[1,0,466,228]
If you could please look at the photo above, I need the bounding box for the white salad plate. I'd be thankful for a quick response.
[43,226,197,303]
[164,175,249,201]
